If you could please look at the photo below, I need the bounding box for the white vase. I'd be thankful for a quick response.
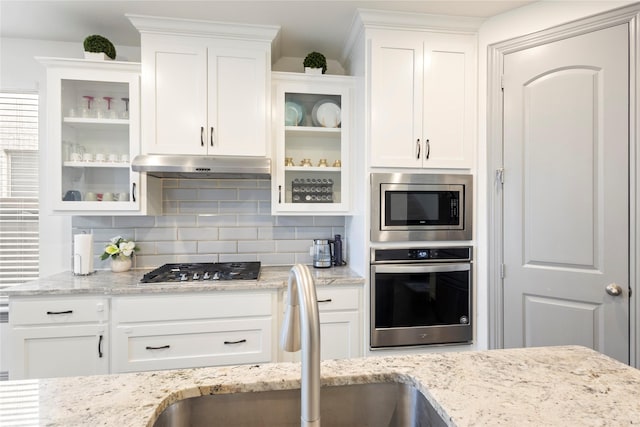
[84,51,111,61]
[305,67,323,75]
[111,257,132,273]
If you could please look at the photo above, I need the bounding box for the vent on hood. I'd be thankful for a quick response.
[131,155,271,179]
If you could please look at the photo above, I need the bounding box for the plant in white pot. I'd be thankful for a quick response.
[83,34,116,60]
[303,51,327,74]
[100,236,138,272]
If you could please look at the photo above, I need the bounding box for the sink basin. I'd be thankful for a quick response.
[153,382,447,427]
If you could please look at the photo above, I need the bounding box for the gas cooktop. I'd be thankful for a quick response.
[140,261,261,283]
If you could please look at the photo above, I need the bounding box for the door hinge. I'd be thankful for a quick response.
[496,168,505,186]
[500,263,505,279]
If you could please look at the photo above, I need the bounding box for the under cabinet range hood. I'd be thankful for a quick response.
[131,154,271,179]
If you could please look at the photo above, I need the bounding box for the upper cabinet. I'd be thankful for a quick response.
[38,58,161,215]
[271,72,354,215]
[368,30,477,169]
[128,15,279,157]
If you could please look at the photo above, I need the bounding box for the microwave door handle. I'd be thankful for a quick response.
[373,263,470,274]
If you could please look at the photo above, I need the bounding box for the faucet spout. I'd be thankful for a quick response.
[280,264,321,427]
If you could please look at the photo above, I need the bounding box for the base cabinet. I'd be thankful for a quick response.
[279,286,362,362]
[8,297,109,379]
[111,292,276,373]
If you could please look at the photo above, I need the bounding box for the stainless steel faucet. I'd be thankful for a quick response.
[280,264,321,427]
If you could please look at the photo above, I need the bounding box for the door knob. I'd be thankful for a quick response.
[605,283,623,296]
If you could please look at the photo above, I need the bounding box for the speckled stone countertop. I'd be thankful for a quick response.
[0,265,363,296]
[1,346,639,426]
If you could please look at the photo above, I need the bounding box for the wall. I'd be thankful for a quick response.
[73,178,345,269]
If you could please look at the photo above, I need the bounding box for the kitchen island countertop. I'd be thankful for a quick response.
[0,265,363,296]
[0,345,639,426]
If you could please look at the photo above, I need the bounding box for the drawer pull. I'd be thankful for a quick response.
[223,339,247,345]
[46,310,73,315]
[318,299,333,303]
[145,345,170,350]
[98,335,104,358]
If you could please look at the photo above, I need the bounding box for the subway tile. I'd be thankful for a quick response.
[162,179,180,188]
[176,253,219,263]
[91,228,137,244]
[258,227,296,240]
[164,188,198,201]
[276,239,314,253]
[198,241,237,253]
[155,215,197,227]
[258,252,295,265]
[219,253,258,263]
[197,188,239,201]
[238,188,270,201]
[197,214,237,226]
[113,216,156,228]
[219,201,259,214]
[275,216,314,227]
[156,241,198,255]
[237,214,275,227]
[258,201,272,213]
[135,242,157,255]
[238,240,275,253]
[135,254,181,268]
[135,227,177,241]
[314,216,347,227]
[219,227,257,240]
[71,216,113,228]
[296,227,333,240]
[163,201,179,214]
[178,201,219,214]
[295,252,315,265]
[178,227,218,241]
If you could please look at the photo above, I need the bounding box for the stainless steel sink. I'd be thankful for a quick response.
[152,382,447,427]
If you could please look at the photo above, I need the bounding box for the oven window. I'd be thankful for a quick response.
[375,270,469,328]
[385,191,459,226]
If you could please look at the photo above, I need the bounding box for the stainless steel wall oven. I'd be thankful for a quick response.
[370,246,472,348]
[370,173,473,242]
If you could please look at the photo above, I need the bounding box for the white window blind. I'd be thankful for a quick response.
[0,92,39,287]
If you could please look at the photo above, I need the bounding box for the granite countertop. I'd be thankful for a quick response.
[0,265,364,296]
[1,346,639,426]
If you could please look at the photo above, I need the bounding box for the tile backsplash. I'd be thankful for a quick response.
[72,179,345,270]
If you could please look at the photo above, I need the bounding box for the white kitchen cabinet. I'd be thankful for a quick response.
[369,31,476,169]
[279,286,362,362]
[111,291,276,373]
[129,15,278,157]
[271,72,354,214]
[8,296,109,379]
[38,57,160,215]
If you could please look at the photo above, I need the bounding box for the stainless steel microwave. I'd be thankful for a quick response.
[371,173,473,242]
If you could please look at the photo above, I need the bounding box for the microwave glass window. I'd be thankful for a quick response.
[374,270,469,328]
[385,191,459,226]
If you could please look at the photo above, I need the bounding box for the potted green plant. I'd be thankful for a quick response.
[83,35,116,60]
[303,51,327,74]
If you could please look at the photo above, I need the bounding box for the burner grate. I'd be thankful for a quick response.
[141,262,261,283]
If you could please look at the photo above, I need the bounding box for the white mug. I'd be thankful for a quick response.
[102,192,114,202]
[118,192,130,202]
[95,153,105,162]
[108,153,118,162]
[70,152,82,162]
[82,153,93,162]
[85,192,97,201]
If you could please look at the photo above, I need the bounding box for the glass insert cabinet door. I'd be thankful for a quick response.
[39,58,142,213]
[272,72,354,215]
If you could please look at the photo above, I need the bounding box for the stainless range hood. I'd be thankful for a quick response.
[131,154,271,179]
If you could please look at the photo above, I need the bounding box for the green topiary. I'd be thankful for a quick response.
[83,35,116,60]
[303,51,327,74]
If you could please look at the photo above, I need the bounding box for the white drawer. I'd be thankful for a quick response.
[10,297,109,325]
[113,292,273,323]
[315,287,360,312]
[112,317,272,372]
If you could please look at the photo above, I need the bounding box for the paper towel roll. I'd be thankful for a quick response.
[73,233,94,275]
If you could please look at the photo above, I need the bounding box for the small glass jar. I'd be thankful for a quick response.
[300,158,312,167]
[332,159,342,167]
[285,157,295,166]
[318,158,328,167]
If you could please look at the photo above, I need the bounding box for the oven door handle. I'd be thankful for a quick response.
[372,263,470,274]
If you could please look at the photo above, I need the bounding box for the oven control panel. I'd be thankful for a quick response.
[371,246,472,263]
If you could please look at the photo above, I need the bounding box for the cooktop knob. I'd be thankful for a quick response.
[179,273,188,281]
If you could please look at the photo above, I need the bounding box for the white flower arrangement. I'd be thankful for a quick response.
[100,236,139,260]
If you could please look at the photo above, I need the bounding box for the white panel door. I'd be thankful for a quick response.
[207,46,268,157]
[502,24,629,363]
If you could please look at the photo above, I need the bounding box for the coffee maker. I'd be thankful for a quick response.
[312,239,333,268]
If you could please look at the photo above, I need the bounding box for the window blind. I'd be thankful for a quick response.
[0,92,39,287]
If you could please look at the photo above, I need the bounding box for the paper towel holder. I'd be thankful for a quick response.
[73,253,95,276]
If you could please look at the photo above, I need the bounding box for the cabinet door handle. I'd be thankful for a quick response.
[210,127,215,147]
[98,334,104,358]
[200,126,205,147]
[318,298,333,303]
[416,138,421,159]
[46,310,73,315]
[224,339,247,345]
[425,139,430,160]
[278,185,282,203]
[131,182,137,202]
[145,345,170,350]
